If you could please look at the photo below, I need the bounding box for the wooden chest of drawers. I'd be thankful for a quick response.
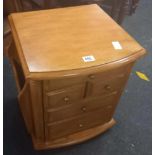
[7,4,146,150]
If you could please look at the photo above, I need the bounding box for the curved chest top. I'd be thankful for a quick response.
[9,4,146,79]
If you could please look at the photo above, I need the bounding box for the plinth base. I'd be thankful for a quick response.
[32,118,116,150]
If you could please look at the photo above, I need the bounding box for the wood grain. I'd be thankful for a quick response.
[9,4,146,75]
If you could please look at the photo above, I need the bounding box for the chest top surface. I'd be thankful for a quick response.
[9,4,145,76]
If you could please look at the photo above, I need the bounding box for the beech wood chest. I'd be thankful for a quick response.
[7,4,146,150]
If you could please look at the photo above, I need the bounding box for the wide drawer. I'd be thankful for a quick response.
[45,83,85,109]
[43,63,130,92]
[86,63,130,82]
[47,106,115,141]
[46,92,118,123]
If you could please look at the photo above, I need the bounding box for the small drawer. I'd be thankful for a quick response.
[47,106,115,141]
[46,92,117,123]
[45,84,85,109]
[44,75,86,91]
[86,64,130,97]
[89,76,126,96]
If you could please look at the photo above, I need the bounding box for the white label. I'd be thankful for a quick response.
[82,55,95,62]
[112,41,122,50]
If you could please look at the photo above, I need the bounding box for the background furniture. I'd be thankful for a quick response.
[7,4,146,150]
[4,0,140,23]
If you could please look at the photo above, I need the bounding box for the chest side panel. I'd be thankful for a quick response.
[29,80,45,143]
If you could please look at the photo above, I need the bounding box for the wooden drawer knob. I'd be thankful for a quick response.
[79,124,83,128]
[64,96,69,102]
[81,106,86,112]
[104,85,111,90]
[89,74,95,79]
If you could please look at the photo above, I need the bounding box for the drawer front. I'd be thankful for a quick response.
[46,92,118,123]
[44,64,130,92]
[88,75,126,97]
[86,64,130,96]
[45,84,85,109]
[47,106,115,141]
[44,76,86,91]
[86,64,129,81]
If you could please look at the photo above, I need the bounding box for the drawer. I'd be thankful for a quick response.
[45,84,85,109]
[43,64,130,92]
[88,75,126,97]
[86,64,129,82]
[86,64,130,97]
[44,75,86,91]
[46,92,118,123]
[47,106,115,141]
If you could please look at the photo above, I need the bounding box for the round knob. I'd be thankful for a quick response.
[81,106,86,112]
[104,85,111,90]
[64,96,69,102]
[89,74,95,79]
[79,124,83,128]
